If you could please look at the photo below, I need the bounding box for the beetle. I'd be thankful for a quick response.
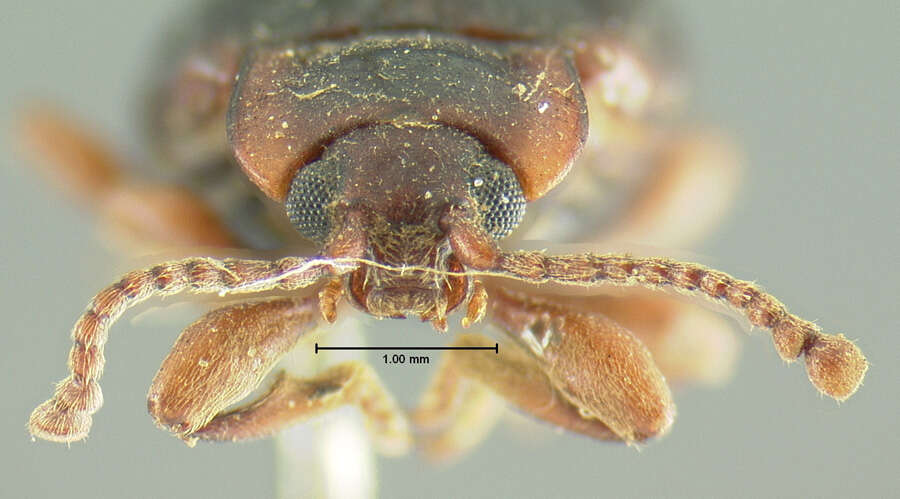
[26,0,866,458]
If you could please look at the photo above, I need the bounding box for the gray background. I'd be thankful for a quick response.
[1,1,896,498]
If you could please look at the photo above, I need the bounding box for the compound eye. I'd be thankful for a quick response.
[465,158,527,239]
[285,159,343,243]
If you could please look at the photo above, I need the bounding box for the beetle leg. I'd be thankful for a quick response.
[599,133,741,248]
[147,297,319,443]
[525,44,739,248]
[413,299,677,460]
[526,127,740,249]
[413,332,628,461]
[556,36,740,247]
[98,184,238,249]
[18,107,237,248]
[488,290,676,444]
[537,292,740,386]
[412,335,508,462]
[17,106,120,202]
[189,363,412,456]
[146,296,409,453]
[28,255,349,443]
[145,296,409,453]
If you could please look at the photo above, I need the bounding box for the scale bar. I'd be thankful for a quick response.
[315,343,498,354]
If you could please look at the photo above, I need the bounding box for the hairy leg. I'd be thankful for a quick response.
[146,297,410,453]
[600,133,741,249]
[193,363,411,455]
[489,290,676,443]
[414,290,678,459]
[147,297,320,442]
[18,107,237,248]
[28,255,347,442]
[541,292,740,386]
[414,333,623,461]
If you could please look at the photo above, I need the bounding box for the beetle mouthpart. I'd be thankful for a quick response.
[430,317,449,333]
[365,286,443,320]
[461,280,489,328]
[318,279,345,324]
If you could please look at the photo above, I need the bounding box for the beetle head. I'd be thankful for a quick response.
[284,123,525,326]
[226,35,589,327]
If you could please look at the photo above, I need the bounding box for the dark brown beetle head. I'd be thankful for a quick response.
[227,33,588,326]
[283,123,526,325]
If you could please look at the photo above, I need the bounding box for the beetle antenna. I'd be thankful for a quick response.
[492,251,868,401]
[28,256,354,442]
